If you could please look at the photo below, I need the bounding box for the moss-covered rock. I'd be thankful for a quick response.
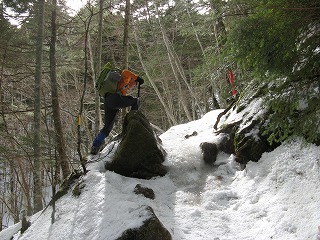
[49,170,83,204]
[213,84,280,167]
[105,111,167,179]
[233,120,270,165]
[72,180,85,197]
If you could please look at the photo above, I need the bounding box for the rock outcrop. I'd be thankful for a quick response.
[213,86,279,167]
[103,111,172,239]
[116,206,172,240]
[105,111,167,179]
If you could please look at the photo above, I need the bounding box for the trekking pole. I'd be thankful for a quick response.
[137,82,141,98]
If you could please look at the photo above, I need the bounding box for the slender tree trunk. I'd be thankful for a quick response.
[154,3,192,121]
[9,162,18,223]
[77,8,95,173]
[122,0,130,69]
[33,0,45,213]
[154,3,205,121]
[120,0,131,119]
[132,21,178,125]
[185,1,220,111]
[142,2,176,122]
[0,46,4,108]
[170,49,204,116]
[97,0,103,71]
[94,0,103,135]
[88,33,101,136]
[0,51,8,223]
[49,0,70,180]
[210,0,227,50]
[16,160,32,215]
[185,2,205,57]
[0,196,3,231]
[208,0,225,109]
[51,151,58,224]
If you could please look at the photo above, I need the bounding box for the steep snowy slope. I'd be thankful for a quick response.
[1,110,320,240]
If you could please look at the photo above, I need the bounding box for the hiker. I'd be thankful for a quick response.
[90,66,144,155]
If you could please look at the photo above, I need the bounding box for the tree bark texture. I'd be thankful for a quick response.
[122,0,130,69]
[50,0,71,180]
[94,0,104,135]
[33,0,45,213]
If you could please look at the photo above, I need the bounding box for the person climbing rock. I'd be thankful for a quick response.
[90,63,144,155]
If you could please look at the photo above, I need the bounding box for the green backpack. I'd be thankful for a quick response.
[95,62,119,96]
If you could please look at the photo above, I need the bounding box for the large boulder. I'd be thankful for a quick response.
[105,111,167,179]
[214,85,280,167]
[116,206,172,240]
[215,105,273,167]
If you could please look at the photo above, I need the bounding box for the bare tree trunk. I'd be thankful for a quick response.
[0,195,3,231]
[154,3,202,121]
[142,2,177,122]
[77,6,96,173]
[185,2,205,57]
[16,160,32,215]
[119,0,131,119]
[170,49,204,116]
[155,3,191,121]
[210,0,227,50]
[9,164,19,223]
[185,1,220,111]
[0,45,4,108]
[94,0,103,135]
[132,22,178,125]
[209,0,225,109]
[51,151,58,224]
[49,0,70,180]
[33,0,45,213]
[88,32,101,136]
[122,0,130,69]
[0,49,7,225]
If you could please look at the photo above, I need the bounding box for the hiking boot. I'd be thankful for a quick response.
[90,146,100,155]
[91,131,106,155]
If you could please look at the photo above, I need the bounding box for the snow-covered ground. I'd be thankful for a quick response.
[1,110,320,240]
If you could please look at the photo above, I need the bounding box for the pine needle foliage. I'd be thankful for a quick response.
[226,0,320,144]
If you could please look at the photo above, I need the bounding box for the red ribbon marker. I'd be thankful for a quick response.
[229,69,236,97]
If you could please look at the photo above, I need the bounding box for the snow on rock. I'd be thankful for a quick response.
[217,98,266,132]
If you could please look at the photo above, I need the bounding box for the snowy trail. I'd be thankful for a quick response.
[160,110,243,239]
[160,110,320,240]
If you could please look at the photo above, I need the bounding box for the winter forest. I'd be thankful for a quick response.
[0,0,319,232]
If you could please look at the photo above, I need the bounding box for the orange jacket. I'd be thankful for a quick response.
[118,69,139,95]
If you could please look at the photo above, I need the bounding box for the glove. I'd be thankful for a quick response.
[136,76,144,85]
